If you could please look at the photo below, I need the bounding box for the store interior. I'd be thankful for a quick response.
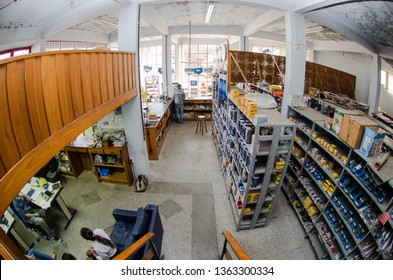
[1,1,393,261]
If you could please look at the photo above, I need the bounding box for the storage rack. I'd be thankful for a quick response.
[183,99,213,121]
[212,86,296,231]
[55,149,83,178]
[145,76,160,101]
[285,106,393,260]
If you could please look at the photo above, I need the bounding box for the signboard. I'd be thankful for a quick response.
[143,65,152,72]
[204,67,213,73]
[158,67,162,74]
[193,68,203,75]
[190,80,198,87]
[185,68,194,75]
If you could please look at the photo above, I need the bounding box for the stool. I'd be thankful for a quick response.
[196,115,208,135]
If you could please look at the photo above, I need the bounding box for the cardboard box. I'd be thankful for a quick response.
[332,108,361,135]
[346,116,378,149]
[360,128,386,157]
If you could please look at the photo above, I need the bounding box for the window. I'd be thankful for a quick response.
[0,47,31,60]
[252,45,280,55]
[381,69,393,93]
[46,41,106,51]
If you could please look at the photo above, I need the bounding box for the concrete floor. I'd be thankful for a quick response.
[30,121,316,260]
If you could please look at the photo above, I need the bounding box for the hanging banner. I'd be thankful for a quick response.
[204,67,213,73]
[158,67,162,74]
[185,68,194,75]
[143,65,152,72]
[190,80,198,86]
[193,68,203,75]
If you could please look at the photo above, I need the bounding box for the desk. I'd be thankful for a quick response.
[1,209,35,253]
[21,178,76,230]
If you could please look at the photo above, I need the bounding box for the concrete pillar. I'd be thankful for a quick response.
[31,39,46,52]
[175,44,181,85]
[308,49,315,62]
[368,54,381,116]
[281,11,307,116]
[118,2,151,178]
[239,36,249,52]
[162,35,173,98]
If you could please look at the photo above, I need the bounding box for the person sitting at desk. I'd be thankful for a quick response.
[80,227,117,260]
[12,192,61,242]
[26,248,56,260]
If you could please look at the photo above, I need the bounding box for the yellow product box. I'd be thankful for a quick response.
[243,207,251,214]
[307,206,320,216]
[274,161,285,170]
[248,192,260,203]
[326,186,335,196]
[304,196,315,208]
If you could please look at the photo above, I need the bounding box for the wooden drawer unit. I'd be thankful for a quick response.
[104,149,121,155]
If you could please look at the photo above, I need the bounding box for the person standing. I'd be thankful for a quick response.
[174,84,186,123]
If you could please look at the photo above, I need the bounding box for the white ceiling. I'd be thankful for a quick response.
[0,0,392,63]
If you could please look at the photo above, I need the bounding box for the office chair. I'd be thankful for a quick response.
[10,201,43,242]
[45,159,66,184]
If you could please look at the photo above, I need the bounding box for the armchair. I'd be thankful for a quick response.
[110,204,163,260]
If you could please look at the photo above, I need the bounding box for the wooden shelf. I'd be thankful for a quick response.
[183,99,213,122]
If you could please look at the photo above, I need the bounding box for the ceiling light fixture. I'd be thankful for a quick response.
[205,3,215,23]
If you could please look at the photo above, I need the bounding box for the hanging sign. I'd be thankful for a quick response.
[190,80,198,86]
[204,67,213,73]
[193,68,203,75]
[158,67,162,74]
[185,68,194,75]
[143,65,152,72]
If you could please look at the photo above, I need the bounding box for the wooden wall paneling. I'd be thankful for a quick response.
[90,53,102,107]
[113,53,120,96]
[0,158,6,179]
[80,53,94,111]
[56,54,75,126]
[130,54,136,89]
[99,53,109,103]
[123,53,129,92]
[128,54,133,90]
[118,53,125,94]
[69,53,85,117]
[0,66,21,172]
[24,57,51,144]
[41,55,63,134]
[6,61,36,156]
[106,54,115,100]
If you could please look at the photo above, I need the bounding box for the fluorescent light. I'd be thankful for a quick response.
[205,3,214,23]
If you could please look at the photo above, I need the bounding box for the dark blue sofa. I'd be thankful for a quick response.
[110,204,163,259]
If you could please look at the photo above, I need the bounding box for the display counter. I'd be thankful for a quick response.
[144,99,174,160]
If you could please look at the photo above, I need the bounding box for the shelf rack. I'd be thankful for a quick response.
[212,85,296,231]
[287,105,393,260]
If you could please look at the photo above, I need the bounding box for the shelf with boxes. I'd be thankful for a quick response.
[88,142,134,185]
[183,98,213,121]
[212,86,296,231]
[287,105,393,260]
[55,148,83,178]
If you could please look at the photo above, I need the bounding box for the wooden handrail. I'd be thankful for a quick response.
[112,232,155,260]
[220,230,251,260]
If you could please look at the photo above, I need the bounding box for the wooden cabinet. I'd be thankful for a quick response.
[144,100,173,160]
[56,149,83,178]
[89,143,134,185]
[183,99,213,121]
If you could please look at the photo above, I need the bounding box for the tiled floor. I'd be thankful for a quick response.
[29,121,316,260]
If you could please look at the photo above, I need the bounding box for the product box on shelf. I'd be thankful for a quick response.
[346,116,378,149]
[332,108,361,135]
[359,127,386,157]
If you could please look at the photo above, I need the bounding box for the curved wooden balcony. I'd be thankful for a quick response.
[0,50,137,259]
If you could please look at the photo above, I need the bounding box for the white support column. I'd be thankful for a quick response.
[239,36,249,52]
[281,11,307,116]
[308,49,315,62]
[118,2,151,179]
[368,54,381,116]
[162,35,173,98]
[31,39,46,53]
[175,44,181,85]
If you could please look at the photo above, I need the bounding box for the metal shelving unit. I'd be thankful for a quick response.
[286,105,393,260]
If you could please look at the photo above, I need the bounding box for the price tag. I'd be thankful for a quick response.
[380,212,389,225]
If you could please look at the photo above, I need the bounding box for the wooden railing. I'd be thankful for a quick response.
[0,50,137,259]
[220,230,251,260]
[112,232,161,260]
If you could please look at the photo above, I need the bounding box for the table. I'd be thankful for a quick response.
[20,178,76,230]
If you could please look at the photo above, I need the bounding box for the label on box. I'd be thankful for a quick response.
[380,212,389,225]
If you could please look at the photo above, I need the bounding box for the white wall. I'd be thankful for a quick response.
[314,51,372,103]
[379,87,393,115]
